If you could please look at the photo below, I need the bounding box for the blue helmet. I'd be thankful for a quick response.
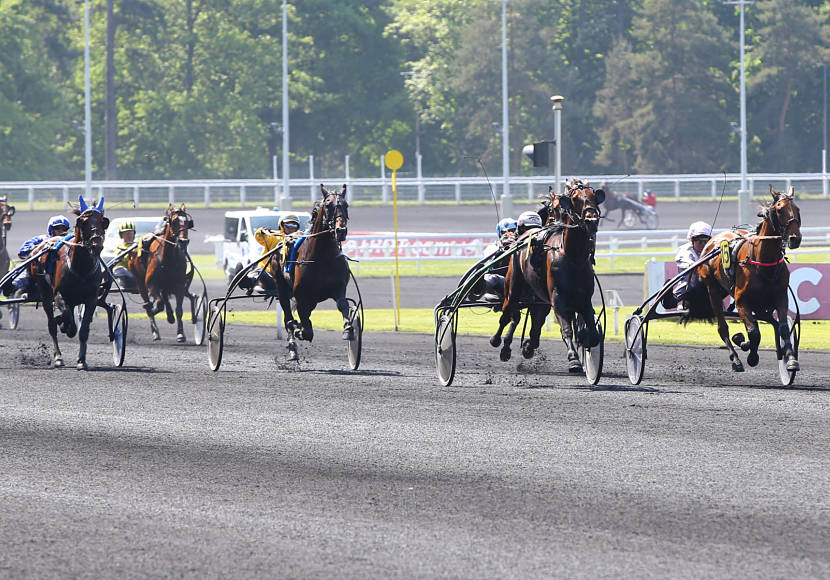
[47,215,71,237]
[497,217,517,238]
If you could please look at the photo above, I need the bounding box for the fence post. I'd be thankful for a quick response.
[417,154,425,204]
[28,187,34,210]
[345,155,352,203]
[527,182,534,203]
[455,183,461,204]
[309,155,315,203]
[204,185,210,208]
[240,184,246,207]
[133,186,140,208]
[62,186,69,205]
[168,185,174,205]
[711,179,717,200]
[674,180,680,199]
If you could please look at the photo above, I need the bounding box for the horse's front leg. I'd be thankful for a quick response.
[335,295,354,340]
[775,295,799,372]
[577,299,601,349]
[554,296,580,372]
[75,296,97,370]
[42,296,63,368]
[136,274,161,341]
[295,299,314,343]
[174,289,186,343]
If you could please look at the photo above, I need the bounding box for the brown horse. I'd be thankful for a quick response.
[0,197,15,281]
[693,186,802,372]
[271,184,352,361]
[128,203,195,342]
[491,179,605,370]
[30,196,110,369]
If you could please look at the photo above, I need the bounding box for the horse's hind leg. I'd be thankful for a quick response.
[498,310,521,362]
[522,305,550,359]
[775,298,799,372]
[75,297,97,370]
[43,298,64,367]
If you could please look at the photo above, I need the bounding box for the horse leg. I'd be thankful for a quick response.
[489,309,512,348]
[731,303,761,367]
[522,304,550,359]
[163,292,175,324]
[174,290,186,343]
[75,297,97,370]
[498,309,521,362]
[553,297,581,372]
[775,296,799,372]
[705,283,744,372]
[336,296,354,340]
[43,297,63,368]
[577,302,601,349]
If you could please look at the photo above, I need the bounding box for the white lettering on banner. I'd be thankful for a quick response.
[343,235,494,259]
[789,267,822,315]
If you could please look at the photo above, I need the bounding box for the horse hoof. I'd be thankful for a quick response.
[54,358,64,368]
[342,326,354,341]
[76,361,88,371]
[732,361,745,372]
[568,362,583,373]
[176,334,186,343]
[489,336,502,348]
[152,334,161,342]
[747,352,759,367]
[499,347,512,362]
[521,344,535,359]
[732,332,746,348]
[786,359,800,372]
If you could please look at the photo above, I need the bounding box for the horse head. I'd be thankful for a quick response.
[164,203,193,251]
[0,196,14,233]
[319,184,349,242]
[764,185,802,249]
[565,179,604,234]
[73,195,109,256]
[541,186,573,225]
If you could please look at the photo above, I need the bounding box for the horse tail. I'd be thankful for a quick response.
[678,285,716,325]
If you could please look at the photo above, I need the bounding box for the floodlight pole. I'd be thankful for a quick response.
[725,0,753,224]
[281,0,291,209]
[83,0,92,197]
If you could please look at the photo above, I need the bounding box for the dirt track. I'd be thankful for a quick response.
[1,305,828,578]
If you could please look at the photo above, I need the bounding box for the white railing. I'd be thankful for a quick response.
[2,171,829,208]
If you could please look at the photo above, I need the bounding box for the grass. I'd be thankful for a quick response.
[202,306,830,351]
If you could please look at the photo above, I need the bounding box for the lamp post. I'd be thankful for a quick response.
[488,0,510,218]
[83,0,92,197]
[551,95,563,194]
[823,64,827,197]
[725,0,753,224]
[281,0,291,209]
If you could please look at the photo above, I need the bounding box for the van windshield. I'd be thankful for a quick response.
[250,215,282,231]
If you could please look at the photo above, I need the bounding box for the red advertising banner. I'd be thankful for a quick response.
[662,262,830,319]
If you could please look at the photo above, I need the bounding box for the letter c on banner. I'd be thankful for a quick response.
[789,267,822,315]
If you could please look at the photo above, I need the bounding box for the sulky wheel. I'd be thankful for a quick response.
[207,304,225,372]
[777,315,798,386]
[645,211,659,230]
[580,315,605,386]
[624,314,647,385]
[192,292,208,346]
[347,304,363,370]
[111,303,128,367]
[435,311,457,387]
[8,302,19,330]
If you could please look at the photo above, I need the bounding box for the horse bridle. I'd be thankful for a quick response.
[76,210,107,250]
[767,196,801,239]
[321,192,349,242]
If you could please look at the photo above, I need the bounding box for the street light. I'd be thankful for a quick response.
[83,0,92,197]
[281,0,291,209]
[488,0,510,218]
[725,0,753,224]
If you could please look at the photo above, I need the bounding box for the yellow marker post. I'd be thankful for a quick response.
[385,149,404,330]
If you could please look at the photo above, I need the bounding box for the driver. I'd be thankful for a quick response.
[476,217,518,304]
[662,220,712,309]
[112,221,138,290]
[2,215,71,298]
[239,214,302,292]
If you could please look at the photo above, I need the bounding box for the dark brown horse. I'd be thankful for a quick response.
[128,203,195,342]
[30,196,109,369]
[0,197,15,280]
[271,184,352,361]
[491,179,605,371]
[694,186,802,372]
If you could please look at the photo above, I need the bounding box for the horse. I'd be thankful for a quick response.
[490,179,605,371]
[270,184,352,361]
[29,196,110,369]
[692,185,802,373]
[127,203,195,342]
[0,197,15,281]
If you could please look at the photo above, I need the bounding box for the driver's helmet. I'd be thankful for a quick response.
[496,217,517,238]
[279,214,300,232]
[119,221,135,235]
[517,211,543,233]
[687,221,712,241]
[47,215,71,237]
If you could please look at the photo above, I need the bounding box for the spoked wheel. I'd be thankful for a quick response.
[347,304,363,370]
[645,211,659,230]
[579,315,605,385]
[207,304,225,372]
[776,315,799,386]
[435,311,457,386]
[111,303,128,367]
[624,314,647,385]
[8,302,19,330]
[192,292,208,346]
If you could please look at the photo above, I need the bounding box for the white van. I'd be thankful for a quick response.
[219,208,311,282]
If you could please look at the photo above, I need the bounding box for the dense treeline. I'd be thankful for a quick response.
[1,0,828,180]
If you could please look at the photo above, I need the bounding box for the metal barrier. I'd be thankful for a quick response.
[2,171,829,209]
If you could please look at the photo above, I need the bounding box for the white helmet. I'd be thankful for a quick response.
[47,215,71,236]
[687,221,712,241]
[517,211,543,230]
